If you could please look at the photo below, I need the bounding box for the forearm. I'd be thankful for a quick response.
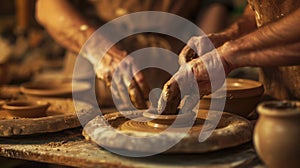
[36,0,125,62]
[222,8,300,68]
[209,5,257,48]
[36,0,95,53]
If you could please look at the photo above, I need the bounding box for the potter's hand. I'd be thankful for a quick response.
[158,47,232,115]
[93,47,149,110]
[179,36,212,65]
[179,34,231,65]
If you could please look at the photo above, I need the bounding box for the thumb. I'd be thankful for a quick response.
[157,78,181,115]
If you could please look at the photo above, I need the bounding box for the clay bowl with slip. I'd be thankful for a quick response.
[199,78,264,117]
[2,100,50,118]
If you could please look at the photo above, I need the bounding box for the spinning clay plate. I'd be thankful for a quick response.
[83,110,253,153]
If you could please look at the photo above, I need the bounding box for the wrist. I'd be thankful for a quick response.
[207,33,232,48]
[217,40,240,74]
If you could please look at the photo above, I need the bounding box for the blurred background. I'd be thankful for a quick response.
[0,0,65,85]
[0,0,250,87]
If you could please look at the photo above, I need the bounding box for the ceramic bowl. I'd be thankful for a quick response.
[254,101,300,168]
[199,78,264,117]
[2,100,50,118]
[143,109,196,127]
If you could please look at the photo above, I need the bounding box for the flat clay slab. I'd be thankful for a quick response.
[0,98,92,136]
[83,110,253,153]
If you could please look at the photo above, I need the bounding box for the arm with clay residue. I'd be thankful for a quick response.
[221,7,300,69]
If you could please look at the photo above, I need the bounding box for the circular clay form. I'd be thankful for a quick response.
[83,110,253,153]
[20,81,90,97]
[200,78,264,117]
[2,100,50,118]
[143,109,196,127]
[254,101,300,168]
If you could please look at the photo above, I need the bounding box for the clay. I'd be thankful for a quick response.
[121,111,208,132]
[95,78,114,107]
[200,78,264,117]
[254,101,300,168]
[2,100,50,118]
[142,109,196,127]
[20,81,90,97]
[83,109,253,153]
[0,98,92,136]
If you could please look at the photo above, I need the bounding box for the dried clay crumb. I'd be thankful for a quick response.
[47,141,66,148]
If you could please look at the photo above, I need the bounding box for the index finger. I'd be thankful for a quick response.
[157,77,181,115]
[178,45,198,65]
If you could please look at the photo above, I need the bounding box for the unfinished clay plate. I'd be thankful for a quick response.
[83,110,253,153]
[2,100,50,118]
[143,109,196,127]
[0,98,93,136]
[20,81,90,97]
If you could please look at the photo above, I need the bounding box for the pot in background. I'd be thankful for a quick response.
[2,100,50,118]
[254,101,300,168]
[199,78,264,117]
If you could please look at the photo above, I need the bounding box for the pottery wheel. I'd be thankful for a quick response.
[0,98,92,137]
[83,110,253,153]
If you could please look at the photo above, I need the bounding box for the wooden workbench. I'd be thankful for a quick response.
[0,127,264,168]
[0,85,263,167]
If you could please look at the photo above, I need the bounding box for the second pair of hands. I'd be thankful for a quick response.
[95,45,150,110]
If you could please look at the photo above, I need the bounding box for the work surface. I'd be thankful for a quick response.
[0,86,263,167]
[0,127,264,168]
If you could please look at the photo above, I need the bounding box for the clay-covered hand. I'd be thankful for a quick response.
[178,34,231,65]
[95,47,149,110]
[158,46,232,115]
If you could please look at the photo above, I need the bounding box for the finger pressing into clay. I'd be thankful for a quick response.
[112,69,133,110]
[157,78,181,115]
[131,62,150,100]
[128,78,148,109]
[121,61,148,109]
[110,77,122,109]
